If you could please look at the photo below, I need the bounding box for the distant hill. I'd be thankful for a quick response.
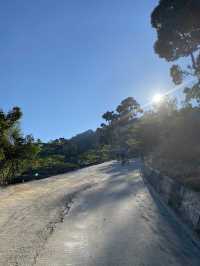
[39,129,99,161]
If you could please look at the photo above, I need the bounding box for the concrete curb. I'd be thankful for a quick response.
[141,164,200,248]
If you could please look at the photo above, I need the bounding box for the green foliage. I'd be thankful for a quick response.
[147,106,200,181]
[79,145,112,166]
[2,95,200,188]
[116,97,143,124]
[149,1,200,184]
[102,111,118,125]
[0,102,142,184]
[0,107,40,184]
[100,97,143,159]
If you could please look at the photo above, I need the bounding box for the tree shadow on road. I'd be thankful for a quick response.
[67,161,200,266]
[98,159,142,179]
[70,173,144,218]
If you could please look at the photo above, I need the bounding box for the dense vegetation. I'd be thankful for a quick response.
[1,94,200,190]
[0,98,143,184]
[0,107,40,184]
[1,0,200,190]
[149,0,200,189]
[0,115,112,185]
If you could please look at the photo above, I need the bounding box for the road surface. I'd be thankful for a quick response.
[0,161,200,265]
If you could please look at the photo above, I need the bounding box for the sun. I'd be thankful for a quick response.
[152,93,163,104]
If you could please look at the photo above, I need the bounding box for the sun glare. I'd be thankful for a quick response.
[152,93,163,104]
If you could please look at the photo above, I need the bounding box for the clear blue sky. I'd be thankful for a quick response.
[1,0,174,141]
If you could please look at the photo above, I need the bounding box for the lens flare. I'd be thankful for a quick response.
[152,93,163,104]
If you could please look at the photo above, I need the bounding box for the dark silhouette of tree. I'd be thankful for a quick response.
[102,111,117,125]
[151,0,200,104]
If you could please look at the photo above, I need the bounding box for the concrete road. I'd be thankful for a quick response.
[0,161,200,265]
[35,160,200,266]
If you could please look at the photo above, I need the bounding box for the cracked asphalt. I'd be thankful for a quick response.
[0,160,200,266]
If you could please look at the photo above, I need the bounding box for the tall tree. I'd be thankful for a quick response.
[151,0,200,104]
[116,97,143,125]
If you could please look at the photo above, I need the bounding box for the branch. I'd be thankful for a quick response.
[190,52,197,70]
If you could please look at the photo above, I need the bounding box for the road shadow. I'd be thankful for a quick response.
[143,180,200,256]
[69,160,144,219]
[99,159,142,179]
[69,161,200,266]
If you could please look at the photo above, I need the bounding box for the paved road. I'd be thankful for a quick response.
[0,161,200,265]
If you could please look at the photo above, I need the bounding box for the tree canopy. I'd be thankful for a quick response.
[151,0,200,61]
[151,0,200,103]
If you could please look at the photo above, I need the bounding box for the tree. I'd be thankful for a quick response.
[0,107,23,182]
[151,0,200,103]
[99,97,143,159]
[0,107,40,184]
[102,111,118,125]
[116,97,143,125]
